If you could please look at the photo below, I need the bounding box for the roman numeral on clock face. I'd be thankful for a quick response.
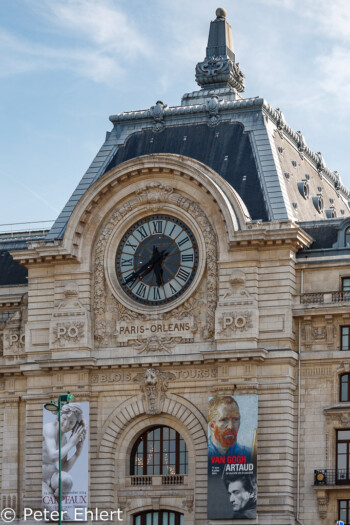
[181,253,193,262]
[152,287,161,300]
[135,283,147,298]
[136,225,148,240]
[152,221,164,234]
[125,239,137,251]
[177,268,190,282]
[121,257,133,267]
[178,236,190,247]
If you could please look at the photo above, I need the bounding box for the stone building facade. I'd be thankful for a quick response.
[1,8,350,525]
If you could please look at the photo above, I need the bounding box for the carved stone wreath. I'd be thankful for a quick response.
[93,182,217,343]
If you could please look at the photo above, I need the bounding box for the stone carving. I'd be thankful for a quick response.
[93,183,217,342]
[130,335,182,354]
[50,283,91,352]
[312,327,327,341]
[3,294,27,356]
[51,321,85,346]
[216,269,258,342]
[195,56,245,92]
[149,100,167,131]
[182,495,194,513]
[221,270,252,304]
[133,367,176,414]
[136,181,173,211]
[315,492,328,519]
[218,311,253,335]
[206,96,220,126]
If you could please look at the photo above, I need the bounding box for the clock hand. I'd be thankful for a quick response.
[154,260,163,287]
[124,247,168,285]
[124,246,162,285]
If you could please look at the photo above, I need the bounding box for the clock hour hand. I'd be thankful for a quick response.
[124,246,160,285]
[154,260,164,287]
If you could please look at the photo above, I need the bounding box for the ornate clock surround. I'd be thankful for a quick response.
[93,180,218,344]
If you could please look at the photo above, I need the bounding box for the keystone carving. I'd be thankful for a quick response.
[133,367,176,414]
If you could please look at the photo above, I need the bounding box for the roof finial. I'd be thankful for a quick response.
[215,7,227,19]
[195,8,245,92]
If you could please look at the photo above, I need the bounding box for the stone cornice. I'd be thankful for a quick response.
[229,221,313,251]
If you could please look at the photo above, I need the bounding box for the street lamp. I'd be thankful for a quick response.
[44,393,75,525]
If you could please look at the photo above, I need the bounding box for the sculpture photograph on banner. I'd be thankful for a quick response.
[208,395,258,519]
[42,402,89,521]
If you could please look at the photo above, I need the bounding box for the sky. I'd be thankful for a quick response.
[1,0,350,229]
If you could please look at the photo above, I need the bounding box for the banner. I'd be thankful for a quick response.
[42,402,89,521]
[208,395,257,519]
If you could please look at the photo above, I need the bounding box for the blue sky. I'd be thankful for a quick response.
[1,0,350,228]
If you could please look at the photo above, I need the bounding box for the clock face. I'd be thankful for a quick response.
[116,215,199,306]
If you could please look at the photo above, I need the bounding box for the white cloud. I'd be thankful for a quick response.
[0,0,152,84]
[35,0,152,58]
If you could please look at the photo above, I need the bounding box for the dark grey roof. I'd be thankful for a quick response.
[104,122,268,221]
[0,251,27,286]
[0,230,48,286]
[298,220,340,249]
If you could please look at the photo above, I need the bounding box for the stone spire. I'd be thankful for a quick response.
[195,8,245,92]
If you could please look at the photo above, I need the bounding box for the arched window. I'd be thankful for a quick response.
[131,426,188,476]
[134,510,184,525]
[345,227,350,247]
[340,374,350,402]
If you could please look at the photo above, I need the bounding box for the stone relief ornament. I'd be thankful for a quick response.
[93,184,217,344]
[133,367,176,415]
[3,293,28,356]
[182,495,194,513]
[129,335,182,354]
[195,56,245,92]
[218,311,253,335]
[149,100,167,132]
[49,283,91,351]
[221,269,252,304]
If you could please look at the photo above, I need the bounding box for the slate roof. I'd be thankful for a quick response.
[0,230,48,286]
[104,122,268,221]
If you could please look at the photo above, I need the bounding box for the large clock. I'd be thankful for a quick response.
[115,214,199,306]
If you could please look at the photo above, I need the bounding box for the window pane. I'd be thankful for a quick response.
[343,279,350,291]
[342,381,349,401]
[169,513,175,525]
[135,517,141,525]
[146,514,152,525]
[132,426,188,475]
[162,513,169,525]
[339,431,350,440]
[180,517,184,525]
[153,512,159,525]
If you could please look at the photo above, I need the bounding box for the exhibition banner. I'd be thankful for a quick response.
[208,395,258,519]
[42,401,89,521]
